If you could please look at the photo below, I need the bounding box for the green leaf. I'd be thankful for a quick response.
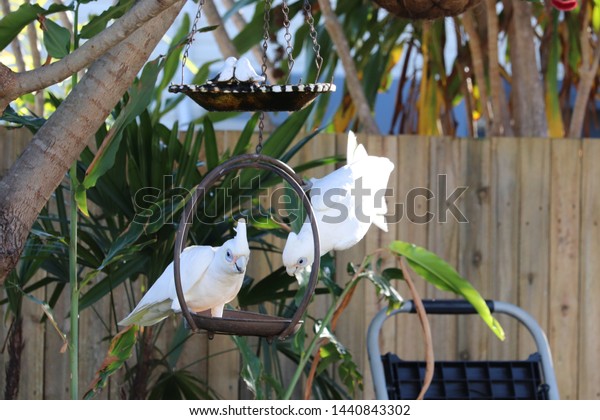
[83,57,163,190]
[281,182,306,234]
[365,272,403,311]
[158,14,190,92]
[75,184,89,217]
[98,220,146,270]
[203,116,218,171]
[23,292,68,350]
[231,335,264,399]
[79,256,149,311]
[593,3,600,33]
[389,241,505,341]
[148,370,216,400]
[79,0,135,39]
[0,2,71,51]
[1,107,46,133]
[84,325,139,399]
[232,113,260,156]
[42,18,71,59]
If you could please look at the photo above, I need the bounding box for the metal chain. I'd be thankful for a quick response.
[257,112,265,154]
[304,0,323,82]
[257,0,270,154]
[281,0,295,82]
[181,0,206,85]
[261,0,272,81]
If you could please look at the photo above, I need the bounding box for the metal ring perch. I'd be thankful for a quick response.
[173,154,321,341]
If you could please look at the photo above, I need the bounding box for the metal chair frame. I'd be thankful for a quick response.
[367,299,559,400]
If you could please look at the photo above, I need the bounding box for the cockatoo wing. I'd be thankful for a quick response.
[349,156,394,229]
[346,131,368,164]
[235,57,265,83]
[309,167,354,212]
[118,246,215,326]
[214,57,237,82]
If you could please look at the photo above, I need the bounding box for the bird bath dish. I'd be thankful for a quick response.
[168,82,336,112]
[169,56,335,112]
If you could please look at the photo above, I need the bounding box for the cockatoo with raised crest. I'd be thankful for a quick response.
[282,132,394,276]
[119,219,250,326]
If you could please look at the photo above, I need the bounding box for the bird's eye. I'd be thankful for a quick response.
[226,249,233,262]
[298,257,306,265]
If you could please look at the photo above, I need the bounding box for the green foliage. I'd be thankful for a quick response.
[0,2,71,50]
[79,0,135,39]
[389,241,505,341]
[84,325,139,400]
[42,18,71,59]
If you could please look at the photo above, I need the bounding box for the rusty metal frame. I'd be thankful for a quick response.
[173,154,320,340]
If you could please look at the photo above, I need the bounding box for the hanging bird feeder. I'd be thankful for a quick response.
[168,0,335,112]
[173,153,321,341]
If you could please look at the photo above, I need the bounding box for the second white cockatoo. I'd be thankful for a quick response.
[209,56,265,84]
[234,57,266,83]
[212,57,238,83]
[119,219,251,326]
[282,132,394,276]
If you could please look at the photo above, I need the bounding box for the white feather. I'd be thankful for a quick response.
[234,57,265,83]
[282,133,394,276]
[119,219,250,326]
[214,57,237,82]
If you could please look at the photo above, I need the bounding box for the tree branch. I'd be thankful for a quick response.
[25,0,44,117]
[317,0,380,134]
[202,0,239,59]
[486,0,513,136]
[505,0,548,136]
[0,1,186,284]
[462,9,490,135]
[0,0,182,110]
[568,6,600,138]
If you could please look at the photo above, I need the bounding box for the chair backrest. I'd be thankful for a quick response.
[367,300,559,400]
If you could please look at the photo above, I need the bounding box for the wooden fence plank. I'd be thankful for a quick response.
[333,132,368,399]
[457,138,492,361]
[0,289,6,395]
[359,133,392,400]
[18,287,45,399]
[426,136,462,360]
[578,139,600,399]
[517,138,551,358]
[78,293,111,398]
[549,138,582,400]
[489,137,520,360]
[394,136,430,361]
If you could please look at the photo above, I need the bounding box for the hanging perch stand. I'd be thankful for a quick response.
[173,154,320,341]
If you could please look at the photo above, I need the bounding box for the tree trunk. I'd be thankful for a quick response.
[317,0,380,134]
[0,1,186,285]
[0,0,183,110]
[4,317,24,400]
[568,6,600,138]
[486,0,512,136]
[506,0,548,137]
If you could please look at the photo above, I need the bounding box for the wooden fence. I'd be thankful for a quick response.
[1,127,599,399]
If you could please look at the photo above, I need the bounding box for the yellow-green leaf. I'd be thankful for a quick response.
[389,241,505,341]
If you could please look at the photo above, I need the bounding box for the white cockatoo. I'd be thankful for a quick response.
[211,57,238,83]
[234,57,266,83]
[119,219,251,326]
[209,56,265,84]
[282,132,394,276]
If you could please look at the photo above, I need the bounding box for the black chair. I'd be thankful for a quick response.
[367,300,559,400]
